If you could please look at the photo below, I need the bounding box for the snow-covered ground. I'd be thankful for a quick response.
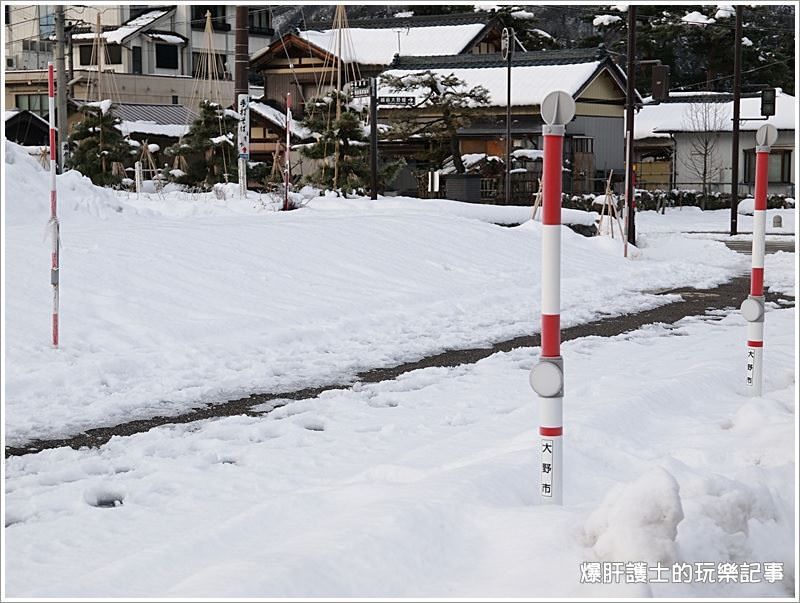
[4,142,752,445]
[5,306,795,597]
[637,206,796,235]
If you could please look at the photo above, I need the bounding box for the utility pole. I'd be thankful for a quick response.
[623,5,637,252]
[502,27,513,205]
[234,6,248,104]
[730,5,743,236]
[55,6,68,170]
[370,77,378,200]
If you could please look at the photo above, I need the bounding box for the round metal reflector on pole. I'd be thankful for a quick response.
[540,90,575,127]
[755,123,778,148]
[501,27,510,61]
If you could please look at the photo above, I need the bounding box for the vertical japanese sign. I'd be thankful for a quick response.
[237,94,250,160]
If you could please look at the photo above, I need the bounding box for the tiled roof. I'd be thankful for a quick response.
[113,103,197,126]
[390,48,608,70]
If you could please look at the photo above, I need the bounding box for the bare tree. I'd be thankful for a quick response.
[679,101,728,207]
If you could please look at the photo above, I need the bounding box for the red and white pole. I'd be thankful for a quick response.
[740,123,777,396]
[48,62,60,347]
[530,91,574,506]
[283,92,292,211]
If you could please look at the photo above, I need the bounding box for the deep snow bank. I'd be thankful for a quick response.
[4,141,747,443]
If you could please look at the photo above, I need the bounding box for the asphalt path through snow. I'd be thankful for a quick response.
[6,272,793,458]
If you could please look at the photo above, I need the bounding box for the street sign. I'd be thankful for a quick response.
[501,27,513,61]
[351,78,371,97]
[755,123,778,147]
[540,90,575,126]
[377,96,415,106]
[237,93,250,159]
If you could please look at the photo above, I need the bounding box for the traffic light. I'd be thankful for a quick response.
[651,65,670,102]
[760,88,776,117]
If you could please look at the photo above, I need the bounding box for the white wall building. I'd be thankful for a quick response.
[635,90,796,196]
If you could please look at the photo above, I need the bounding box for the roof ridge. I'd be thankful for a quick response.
[303,11,493,31]
[389,47,607,69]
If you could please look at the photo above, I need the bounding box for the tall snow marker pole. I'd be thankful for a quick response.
[48,62,60,347]
[284,92,292,211]
[237,93,250,199]
[530,90,574,506]
[740,123,777,397]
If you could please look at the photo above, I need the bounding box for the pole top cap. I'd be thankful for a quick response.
[755,123,778,147]
[541,90,575,126]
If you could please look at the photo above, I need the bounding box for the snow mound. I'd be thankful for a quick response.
[4,141,126,224]
[682,11,715,25]
[737,197,755,215]
[593,15,622,27]
[584,467,684,564]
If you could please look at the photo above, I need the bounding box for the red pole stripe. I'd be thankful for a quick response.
[541,134,563,226]
[754,151,768,211]
[750,267,764,297]
[541,313,560,357]
[747,340,763,347]
[52,314,59,346]
[50,129,56,161]
[539,426,563,436]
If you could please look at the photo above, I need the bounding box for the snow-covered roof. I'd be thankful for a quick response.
[249,101,312,139]
[4,109,51,128]
[635,90,796,140]
[118,120,189,138]
[296,23,487,65]
[71,9,172,44]
[145,32,186,45]
[380,61,602,108]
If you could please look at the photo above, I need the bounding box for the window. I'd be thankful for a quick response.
[16,93,49,117]
[132,46,142,74]
[248,8,271,35]
[23,39,52,52]
[172,95,179,105]
[572,137,594,154]
[744,149,792,183]
[155,44,178,69]
[79,43,122,65]
[191,6,229,31]
[472,41,495,54]
[38,6,54,39]
[192,51,227,79]
[6,5,12,26]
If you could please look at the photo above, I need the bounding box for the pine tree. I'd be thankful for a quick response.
[487,6,561,51]
[166,100,239,189]
[67,101,135,186]
[299,91,371,192]
[380,71,490,173]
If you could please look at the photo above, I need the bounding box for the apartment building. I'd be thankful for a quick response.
[4,5,274,111]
